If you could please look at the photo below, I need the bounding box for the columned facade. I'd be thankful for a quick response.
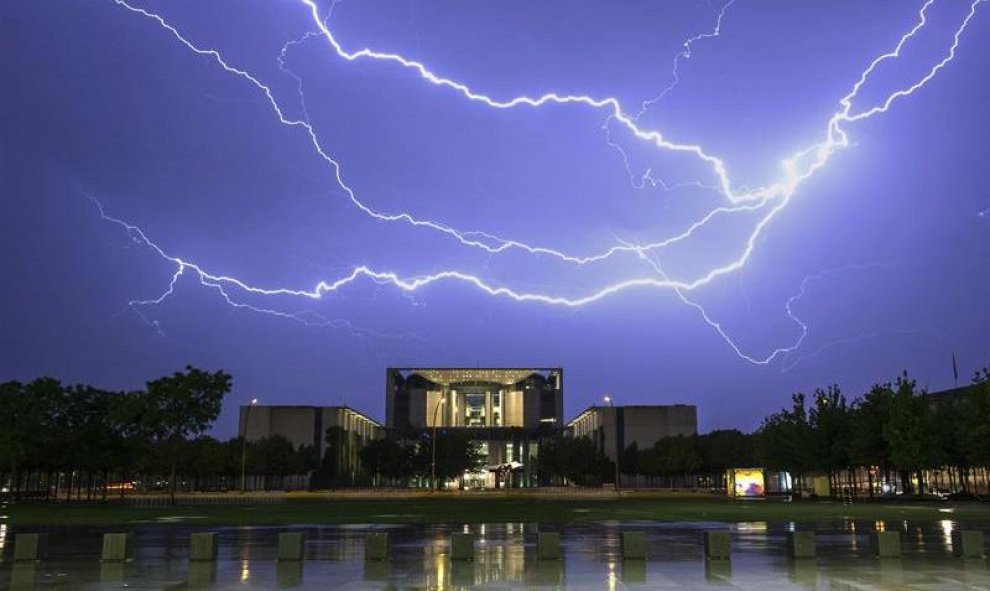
[387,368,564,487]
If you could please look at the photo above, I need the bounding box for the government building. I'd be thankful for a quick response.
[387,367,563,487]
[239,367,696,489]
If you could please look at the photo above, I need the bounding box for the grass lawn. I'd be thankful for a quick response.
[5,494,989,526]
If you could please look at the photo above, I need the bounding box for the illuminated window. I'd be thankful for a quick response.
[465,393,486,426]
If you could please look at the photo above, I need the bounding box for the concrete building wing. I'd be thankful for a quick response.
[567,404,698,462]
[239,404,382,460]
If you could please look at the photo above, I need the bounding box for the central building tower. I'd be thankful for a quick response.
[386,368,563,487]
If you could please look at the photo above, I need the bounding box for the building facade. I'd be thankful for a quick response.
[567,404,698,462]
[238,373,701,490]
[386,368,564,487]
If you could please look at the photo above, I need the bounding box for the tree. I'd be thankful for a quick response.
[656,435,702,485]
[144,366,232,503]
[251,435,299,489]
[882,372,936,494]
[932,393,966,491]
[183,437,231,491]
[620,442,640,477]
[848,383,895,496]
[358,438,415,486]
[109,390,155,496]
[757,393,814,493]
[808,385,852,493]
[699,430,756,489]
[0,381,31,495]
[959,368,990,490]
[538,436,609,486]
[417,430,485,489]
[318,426,353,487]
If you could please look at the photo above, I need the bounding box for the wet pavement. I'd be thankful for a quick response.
[0,520,987,589]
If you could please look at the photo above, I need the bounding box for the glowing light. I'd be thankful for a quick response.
[98,0,987,363]
[941,519,953,548]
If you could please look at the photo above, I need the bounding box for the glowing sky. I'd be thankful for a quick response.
[2,0,988,435]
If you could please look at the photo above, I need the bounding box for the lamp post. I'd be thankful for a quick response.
[241,398,258,493]
[430,396,446,491]
[604,395,620,490]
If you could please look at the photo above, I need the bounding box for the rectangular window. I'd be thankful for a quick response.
[465,393,486,427]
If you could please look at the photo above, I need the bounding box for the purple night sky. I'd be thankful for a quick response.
[2,0,988,437]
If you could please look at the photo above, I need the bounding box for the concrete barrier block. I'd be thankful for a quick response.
[788,560,816,585]
[873,531,901,558]
[879,557,903,585]
[363,560,390,582]
[13,533,48,562]
[189,532,218,562]
[99,562,127,582]
[101,533,134,562]
[450,533,476,561]
[622,560,647,584]
[365,532,389,561]
[537,532,561,560]
[10,563,38,590]
[952,530,985,559]
[704,531,731,561]
[451,561,475,586]
[536,560,565,585]
[277,532,306,562]
[787,531,816,559]
[277,561,303,587]
[187,562,218,588]
[621,531,646,560]
[705,559,732,582]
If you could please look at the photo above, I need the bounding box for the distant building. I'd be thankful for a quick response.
[239,371,701,490]
[567,404,698,462]
[924,385,970,408]
[239,405,382,485]
[386,367,564,487]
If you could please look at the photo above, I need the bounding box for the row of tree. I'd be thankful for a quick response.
[0,366,232,502]
[609,368,989,496]
[756,369,989,495]
[0,363,491,495]
[356,430,486,489]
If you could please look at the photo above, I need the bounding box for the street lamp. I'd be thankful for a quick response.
[604,395,619,490]
[241,398,258,494]
[430,396,446,491]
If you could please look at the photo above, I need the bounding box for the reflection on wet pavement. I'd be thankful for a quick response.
[0,520,986,589]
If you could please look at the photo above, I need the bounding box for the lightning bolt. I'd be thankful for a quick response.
[606,0,736,192]
[87,194,429,344]
[781,328,933,372]
[97,0,985,364]
[638,0,737,116]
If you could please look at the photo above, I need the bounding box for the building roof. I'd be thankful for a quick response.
[391,367,560,386]
[565,404,697,427]
[239,404,382,427]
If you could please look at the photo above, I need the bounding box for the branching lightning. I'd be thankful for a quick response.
[98,0,986,364]
[606,0,736,192]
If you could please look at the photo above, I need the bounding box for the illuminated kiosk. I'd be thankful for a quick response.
[727,468,766,498]
[387,368,563,488]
